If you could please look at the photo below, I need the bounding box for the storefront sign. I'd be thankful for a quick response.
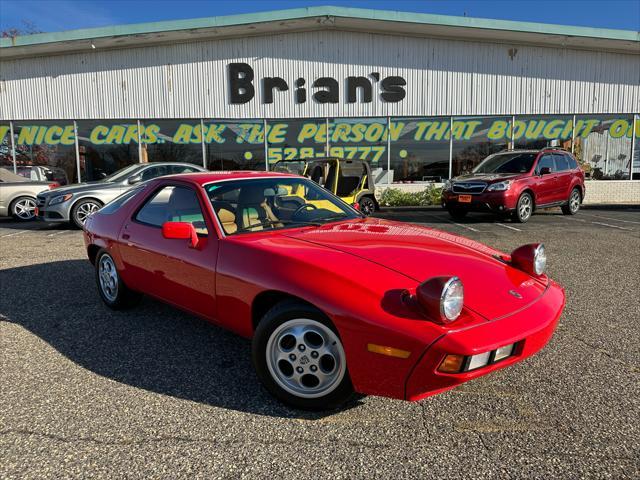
[227,63,407,104]
[3,118,637,147]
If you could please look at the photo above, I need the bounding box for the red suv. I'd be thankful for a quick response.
[441,149,585,223]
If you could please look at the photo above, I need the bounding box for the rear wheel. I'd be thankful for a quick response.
[252,300,353,410]
[513,192,533,223]
[10,196,37,221]
[71,199,103,229]
[562,188,581,215]
[447,207,468,220]
[95,250,141,310]
[359,196,376,216]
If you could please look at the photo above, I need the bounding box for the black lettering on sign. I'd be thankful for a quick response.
[262,77,289,104]
[295,78,306,104]
[380,76,406,102]
[346,76,372,103]
[228,63,255,104]
[312,77,339,104]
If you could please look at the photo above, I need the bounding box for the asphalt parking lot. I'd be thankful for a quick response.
[1,207,639,479]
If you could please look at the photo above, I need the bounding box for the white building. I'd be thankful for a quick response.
[1,6,638,202]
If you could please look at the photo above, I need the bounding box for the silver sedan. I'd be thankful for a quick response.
[36,162,206,228]
[0,168,58,221]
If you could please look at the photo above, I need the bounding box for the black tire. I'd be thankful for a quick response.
[95,249,141,310]
[561,188,581,215]
[71,198,103,229]
[512,192,534,223]
[447,208,468,220]
[252,300,354,411]
[10,196,37,221]
[359,196,376,216]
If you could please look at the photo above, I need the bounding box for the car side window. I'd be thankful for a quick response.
[140,165,169,181]
[553,154,570,172]
[565,154,578,170]
[135,185,208,235]
[537,155,555,174]
[171,165,200,174]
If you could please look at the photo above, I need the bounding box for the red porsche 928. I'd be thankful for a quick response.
[83,171,565,410]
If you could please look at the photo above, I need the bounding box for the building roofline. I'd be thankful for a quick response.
[1,5,638,58]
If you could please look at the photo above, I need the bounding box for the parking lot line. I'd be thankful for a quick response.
[424,214,483,232]
[495,223,522,232]
[589,221,634,231]
[581,212,640,225]
[0,230,29,238]
[46,230,69,237]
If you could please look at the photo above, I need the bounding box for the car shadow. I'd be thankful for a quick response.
[0,259,363,418]
[0,218,75,231]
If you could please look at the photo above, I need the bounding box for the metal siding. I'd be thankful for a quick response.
[0,30,638,120]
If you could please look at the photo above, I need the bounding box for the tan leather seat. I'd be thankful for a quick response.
[217,208,238,234]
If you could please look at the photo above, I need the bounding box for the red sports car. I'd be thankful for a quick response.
[83,171,565,410]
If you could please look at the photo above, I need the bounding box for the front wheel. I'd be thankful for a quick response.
[513,192,533,223]
[359,196,376,216]
[252,301,354,410]
[561,188,581,215]
[95,250,141,310]
[71,199,103,229]
[10,196,37,221]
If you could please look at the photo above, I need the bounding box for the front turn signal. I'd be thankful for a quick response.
[438,354,465,373]
[367,343,411,359]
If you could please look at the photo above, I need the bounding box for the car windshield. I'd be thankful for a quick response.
[272,161,308,175]
[473,152,537,174]
[206,177,362,235]
[101,164,142,183]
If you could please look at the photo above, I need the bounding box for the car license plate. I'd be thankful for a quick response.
[458,195,472,203]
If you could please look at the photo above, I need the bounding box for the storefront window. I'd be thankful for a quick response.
[76,120,140,182]
[328,118,388,184]
[266,119,327,168]
[204,120,265,171]
[390,117,450,183]
[12,121,78,185]
[513,115,574,151]
[0,122,13,171]
[139,120,204,166]
[451,116,511,177]
[574,115,633,180]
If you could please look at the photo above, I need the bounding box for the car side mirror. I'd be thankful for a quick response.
[162,221,199,248]
[128,174,142,185]
[539,167,552,175]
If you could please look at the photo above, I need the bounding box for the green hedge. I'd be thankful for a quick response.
[378,186,442,207]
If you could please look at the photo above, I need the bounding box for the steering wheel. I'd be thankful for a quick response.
[292,203,317,219]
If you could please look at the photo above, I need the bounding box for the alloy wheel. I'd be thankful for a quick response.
[266,318,346,399]
[98,254,119,302]
[570,190,580,213]
[76,201,101,225]
[519,195,532,221]
[13,198,36,220]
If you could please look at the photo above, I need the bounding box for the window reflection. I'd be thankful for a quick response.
[76,120,139,181]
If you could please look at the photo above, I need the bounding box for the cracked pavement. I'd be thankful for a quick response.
[1,208,639,478]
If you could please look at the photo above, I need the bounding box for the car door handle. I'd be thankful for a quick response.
[122,233,130,240]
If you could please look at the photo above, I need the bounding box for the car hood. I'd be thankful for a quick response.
[453,173,522,183]
[38,181,118,197]
[283,218,547,320]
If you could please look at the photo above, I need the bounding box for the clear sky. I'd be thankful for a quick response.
[1,0,639,34]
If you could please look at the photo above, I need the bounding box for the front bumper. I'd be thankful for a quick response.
[36,197,71,222]
[441,189,519,213]
[404,281,565,401]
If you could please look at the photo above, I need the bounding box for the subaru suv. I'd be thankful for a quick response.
[441,149,585,223]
